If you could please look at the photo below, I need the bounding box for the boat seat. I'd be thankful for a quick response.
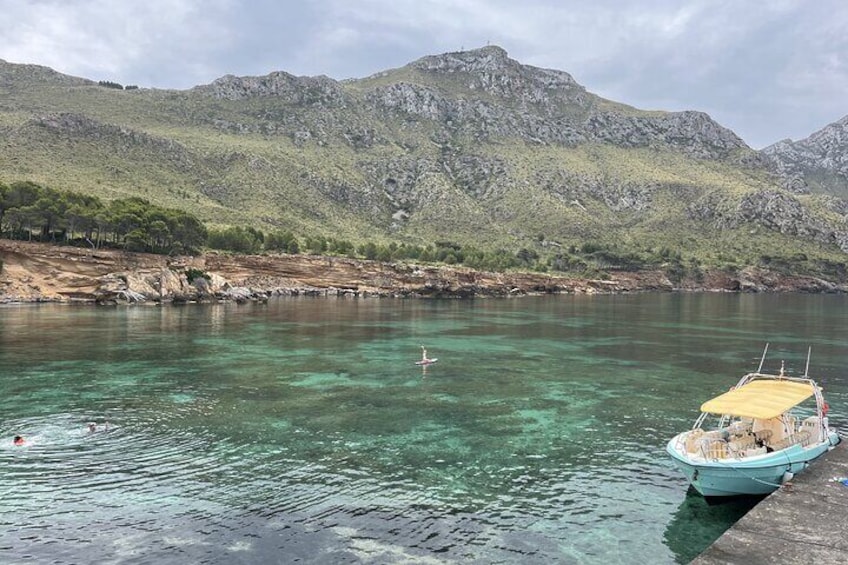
[743,446,767,457]
[727,435,757,457]
[769,435,800,451]
[702,439,728,460]
[728,420,752,436]
[801,417,821,442]
[768,437,788,451]
[753,429,773,443]
[801,416,820,431]
[786,415,798,435]
[732,434,756,448]
[795,429,812,447]
[753,415,792,443]
[685,429,705,453]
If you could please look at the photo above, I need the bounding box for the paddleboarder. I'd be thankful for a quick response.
[417,345,437,366]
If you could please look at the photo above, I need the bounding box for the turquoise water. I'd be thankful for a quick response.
[1,294,846,564]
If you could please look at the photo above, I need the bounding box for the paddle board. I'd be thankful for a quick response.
[415,358,438,366]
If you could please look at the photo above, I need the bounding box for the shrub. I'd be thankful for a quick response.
[186,268,211,283]
[207,226,262,253]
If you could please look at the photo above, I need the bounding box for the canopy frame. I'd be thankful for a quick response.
[699,372,818,420]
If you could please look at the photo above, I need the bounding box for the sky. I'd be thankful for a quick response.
[1,0,846,149]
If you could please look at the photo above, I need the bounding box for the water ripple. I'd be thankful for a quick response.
[3,297,846,565]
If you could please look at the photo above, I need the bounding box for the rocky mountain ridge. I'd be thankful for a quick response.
[197,46,749,159]
[762,115,848,197]
[1,47,847,279]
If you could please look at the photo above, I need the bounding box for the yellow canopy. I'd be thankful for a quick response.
[700,379,815,419]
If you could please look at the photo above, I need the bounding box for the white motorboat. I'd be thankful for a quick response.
[667,346,841,497]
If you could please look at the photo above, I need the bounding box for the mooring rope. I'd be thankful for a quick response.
[709,449,796,489]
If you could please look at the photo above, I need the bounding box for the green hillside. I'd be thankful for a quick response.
[1,46,846,279]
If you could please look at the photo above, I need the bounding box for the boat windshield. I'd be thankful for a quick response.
[700,379,815,419]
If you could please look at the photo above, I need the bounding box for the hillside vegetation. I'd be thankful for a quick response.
[1,46,847,281]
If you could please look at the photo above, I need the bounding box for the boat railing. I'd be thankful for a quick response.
[801,416,824,443]
[685,415,817,461]
[796,429,813,447]
[737,372,819,387]
[768,429,812,451]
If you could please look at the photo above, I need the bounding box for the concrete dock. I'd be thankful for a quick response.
[692,440,848,564]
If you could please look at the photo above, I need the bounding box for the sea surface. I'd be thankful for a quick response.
[1,294,846,564]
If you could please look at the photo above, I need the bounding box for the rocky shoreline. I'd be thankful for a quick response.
[0,240,845,305]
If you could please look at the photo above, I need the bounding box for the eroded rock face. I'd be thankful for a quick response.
[365,50,743,157]
[387,47,746,158]
[586,110,748,158]
[1,240,845,305]
[410,45,585,107]
[686,189,848,252]
[30,112,198,172]
[0,59,92,86]
[761,115,848,195]
[197,72,348,107]
[191,45,745,159]
[738,190,809,233]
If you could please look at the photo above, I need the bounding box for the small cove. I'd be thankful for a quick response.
[2,294,846,564]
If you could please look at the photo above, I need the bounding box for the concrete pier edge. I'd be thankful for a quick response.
[692,439,848,564]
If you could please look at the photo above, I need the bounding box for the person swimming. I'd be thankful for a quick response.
[13,435,25,446]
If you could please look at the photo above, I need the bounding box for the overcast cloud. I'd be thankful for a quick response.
[1,0,845,148]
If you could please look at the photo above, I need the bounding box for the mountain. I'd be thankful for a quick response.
[1,46,847,279]
[762,115,848,197]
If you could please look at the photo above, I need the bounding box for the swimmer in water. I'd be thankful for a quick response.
[88,422,97,433]
[13,435,25,446]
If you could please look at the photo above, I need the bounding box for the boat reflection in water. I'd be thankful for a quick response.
[663,487,763,563]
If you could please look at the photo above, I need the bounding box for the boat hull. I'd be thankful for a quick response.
[666,432,840,497]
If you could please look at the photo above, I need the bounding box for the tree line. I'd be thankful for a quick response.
[204,226,533,270]
[98,80,139,90]
[0,181,544,269]
[0,181,206,254]
[0,180,695,277]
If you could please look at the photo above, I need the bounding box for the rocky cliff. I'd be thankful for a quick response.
[1,240,843,305]
[203,46,748,158]
[762,115,848,197]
